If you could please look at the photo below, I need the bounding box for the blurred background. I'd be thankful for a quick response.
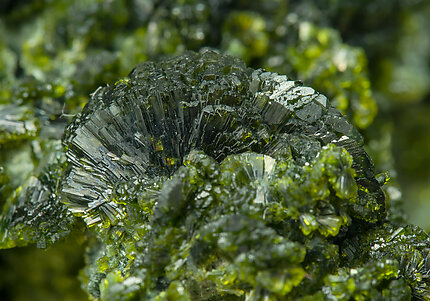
[0,0,429,300]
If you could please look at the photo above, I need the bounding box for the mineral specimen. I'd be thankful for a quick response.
[57,50,428,300]
[1,1,430,300]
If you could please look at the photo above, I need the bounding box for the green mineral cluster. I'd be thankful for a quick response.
[0,0,430,300]
[4,50,425,300]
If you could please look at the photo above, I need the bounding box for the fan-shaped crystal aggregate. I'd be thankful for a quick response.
[62,50,384,228]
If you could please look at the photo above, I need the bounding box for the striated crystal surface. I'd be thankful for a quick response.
[62,50,384,229]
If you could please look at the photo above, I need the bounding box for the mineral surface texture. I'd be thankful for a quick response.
[2,51,430,300]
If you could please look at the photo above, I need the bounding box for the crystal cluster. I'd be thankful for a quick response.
[62,50,383,228]
[58,51,428,300]
[1,1,430,300]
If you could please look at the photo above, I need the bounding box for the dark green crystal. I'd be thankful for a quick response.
[61,50,384,230]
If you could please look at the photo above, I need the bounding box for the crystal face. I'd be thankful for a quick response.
[61,50,384,228]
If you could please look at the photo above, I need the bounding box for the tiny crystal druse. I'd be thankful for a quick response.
[48,51,430,299]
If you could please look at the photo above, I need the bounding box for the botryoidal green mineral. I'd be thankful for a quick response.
[1,50,429,300]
